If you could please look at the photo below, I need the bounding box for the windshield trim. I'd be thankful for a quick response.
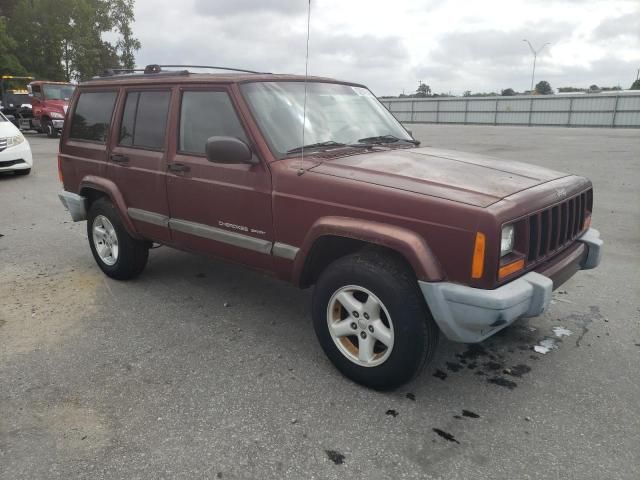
[239,80,414,162]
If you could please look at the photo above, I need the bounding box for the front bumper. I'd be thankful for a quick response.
[0,140,33,171]
[419,228,603,343]
[58,191,87,221]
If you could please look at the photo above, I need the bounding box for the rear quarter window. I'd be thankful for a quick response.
[69,91,117,143]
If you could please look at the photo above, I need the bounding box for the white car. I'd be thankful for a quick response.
[0,111,33,175]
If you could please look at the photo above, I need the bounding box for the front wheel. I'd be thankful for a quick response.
[43,119,57,138]
[87,198,149,280]
[312,249,439,390]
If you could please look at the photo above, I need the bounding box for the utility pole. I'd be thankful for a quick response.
[523,40,550,93]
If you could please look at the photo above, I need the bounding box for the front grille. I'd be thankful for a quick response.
[0,138,7,152]
[527,189,592,263]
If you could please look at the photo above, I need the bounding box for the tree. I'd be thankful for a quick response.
[558,86,585,93]
[3,0,140,81]
[463,90,471,97]
[535,80,553,95]
[630,79,640,90]
[416,82,431,97]
[0,16,26,74]
[501,88,516,96]
[110,0,140,70]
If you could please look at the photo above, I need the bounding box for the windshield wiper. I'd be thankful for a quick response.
[286,141,347,155]
[286,140,372,155]
[357,134,420,146]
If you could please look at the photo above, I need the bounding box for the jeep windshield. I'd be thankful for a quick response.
[241,81,414,159]
[43,84,76,101]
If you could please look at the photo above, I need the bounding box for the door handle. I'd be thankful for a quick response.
[110,154,129,163]
[168,163,190,173]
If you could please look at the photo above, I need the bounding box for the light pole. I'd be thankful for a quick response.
[523,39,550,93]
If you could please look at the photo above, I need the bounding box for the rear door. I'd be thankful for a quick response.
[108,87,172,243]
[165,86,273,270]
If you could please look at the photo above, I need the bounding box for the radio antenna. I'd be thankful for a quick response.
[298,0,312,176]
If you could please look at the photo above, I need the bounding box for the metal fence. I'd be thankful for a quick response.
[380,92,640,128]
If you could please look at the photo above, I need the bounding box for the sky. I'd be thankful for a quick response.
[129,0,640,96]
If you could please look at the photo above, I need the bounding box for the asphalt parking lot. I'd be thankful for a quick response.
[1,125,639,480]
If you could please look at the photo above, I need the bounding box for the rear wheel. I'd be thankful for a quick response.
[312,249,439,390]
[87,198,148,280]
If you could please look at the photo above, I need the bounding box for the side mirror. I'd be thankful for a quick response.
[205,136,257,165]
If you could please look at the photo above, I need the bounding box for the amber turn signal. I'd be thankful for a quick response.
[583,213,591,231]
[499,259,525,279]
[471,232,486,279]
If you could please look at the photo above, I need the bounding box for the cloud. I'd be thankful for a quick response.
[130,0,640,96]
[193,0,306,16]
[592,12,640,41]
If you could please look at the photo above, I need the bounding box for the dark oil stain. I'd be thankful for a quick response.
[474,370,487,376]
[529,355,539,361]
[446,362,463,372]
[326,450,346,465]
[507,364,532,377]
[634,343,640,347]
[453,415,463,419]
[483,361,503,371]
[462,409,480,418]
[433,428,460,444]
[467,362,478,369]
[433,369,448,380]
[195,272,206,278]
[487,377,518,390]
[216,472,223,478]
[386,409,399,417]
[566,305,603,347]
[456,344,488,361]
[0,318,5,329]
[406,392,416,401]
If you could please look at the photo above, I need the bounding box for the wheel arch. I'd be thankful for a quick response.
[293,216,444,288]
[79,176,141,239]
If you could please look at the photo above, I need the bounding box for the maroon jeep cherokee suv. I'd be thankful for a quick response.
[58,65,602,389]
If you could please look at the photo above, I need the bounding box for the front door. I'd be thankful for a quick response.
[165,87,273,270]
[108,87,172,243]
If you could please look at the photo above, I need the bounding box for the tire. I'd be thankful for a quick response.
[14,168,31,176]
[44,119,57,138]
[87,197,149,280]
[312,249,439,390]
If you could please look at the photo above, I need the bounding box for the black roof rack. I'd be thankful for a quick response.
[89,64,269,81]
[149,64,269,74]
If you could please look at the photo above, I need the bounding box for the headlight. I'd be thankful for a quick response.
[50,112,65,119]
[500,224,514,257]
[6,133,25,148]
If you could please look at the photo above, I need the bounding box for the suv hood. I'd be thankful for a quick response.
[308,147,569,207]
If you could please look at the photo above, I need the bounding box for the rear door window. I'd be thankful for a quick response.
[119,90,171,150]
[69,91,117,143]
[179,91,248,155]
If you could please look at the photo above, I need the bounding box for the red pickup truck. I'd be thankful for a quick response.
[57,65,603,389]
[19,81,75,137]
